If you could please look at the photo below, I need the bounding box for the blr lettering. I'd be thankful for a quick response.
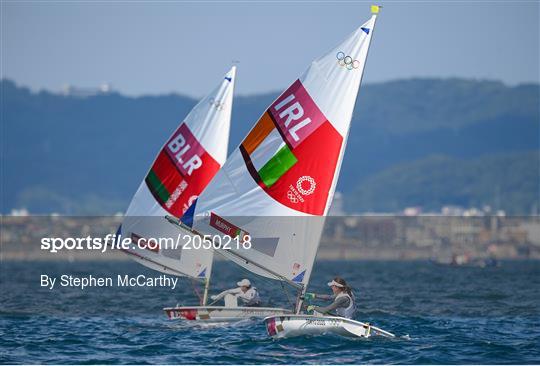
[165,123,206,176]
[167,134,202,175]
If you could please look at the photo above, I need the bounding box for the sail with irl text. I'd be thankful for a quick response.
[189,16,377,287]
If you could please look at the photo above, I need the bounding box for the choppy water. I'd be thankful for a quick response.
[1,260,539,364]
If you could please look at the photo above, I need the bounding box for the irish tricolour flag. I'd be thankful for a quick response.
[241,116,298,188]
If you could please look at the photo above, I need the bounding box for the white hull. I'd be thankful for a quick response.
[164,306,292,322]
[264,314,395,339]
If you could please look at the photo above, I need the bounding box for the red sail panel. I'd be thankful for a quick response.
[241,80,343,215]
[145,123,221,217]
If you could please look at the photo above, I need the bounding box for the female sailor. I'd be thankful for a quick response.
[303,277,356,319]
[210,278,261,307]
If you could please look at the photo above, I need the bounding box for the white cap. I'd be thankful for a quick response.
[237,279,251,287]
[327,280,344,288]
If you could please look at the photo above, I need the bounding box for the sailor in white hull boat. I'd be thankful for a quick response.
[303,277,356,319]
[210,279,261,307]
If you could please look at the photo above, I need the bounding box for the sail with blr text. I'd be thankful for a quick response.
[118,66,236,281]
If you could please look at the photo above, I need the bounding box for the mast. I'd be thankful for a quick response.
[166,215,215,304]
[202,277,210,305]
[294,5,381,314]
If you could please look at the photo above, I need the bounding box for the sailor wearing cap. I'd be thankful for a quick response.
[302,277,356,319]
[210,279,261,307]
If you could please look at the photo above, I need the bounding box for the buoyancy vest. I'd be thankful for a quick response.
[334,292,356,319]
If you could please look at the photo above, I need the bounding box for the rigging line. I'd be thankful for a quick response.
[176,276,191,307]
[212,252,291,310]
[236,259,273,285]
[212,246,302,291]
[190,277,204,305]
[280,280,295,311]
[120,247,201,280]
[165,214,303,290]
[218,248,304,290]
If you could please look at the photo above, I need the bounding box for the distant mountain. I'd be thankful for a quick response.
[347,151,539,215]
[1,78,538,214]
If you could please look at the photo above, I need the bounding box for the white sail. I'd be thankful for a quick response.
[119,66,236,280]
[190,16,377,287]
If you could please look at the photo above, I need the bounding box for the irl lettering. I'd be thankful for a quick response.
[273,94,311,142]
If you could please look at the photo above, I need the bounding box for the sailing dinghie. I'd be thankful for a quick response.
[119,66,237,284]
[180,5,394,337]
[263,6,395,339]
[118,66,291,322]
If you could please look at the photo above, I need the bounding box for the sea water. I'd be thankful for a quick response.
[1,260,539,364]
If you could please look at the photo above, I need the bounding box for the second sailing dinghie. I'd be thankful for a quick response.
[119,67,237,281]
[119,66,291,322]
[183,5,394,337]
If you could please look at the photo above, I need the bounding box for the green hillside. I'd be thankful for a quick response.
[347,151,539,214]
[2,78,538,214]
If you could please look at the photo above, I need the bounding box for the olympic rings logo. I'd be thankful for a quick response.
[287,191,299,203]
[336,51,360,70]
[209,98,226,111]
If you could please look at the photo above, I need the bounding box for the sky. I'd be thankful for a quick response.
[2,1,539,97]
